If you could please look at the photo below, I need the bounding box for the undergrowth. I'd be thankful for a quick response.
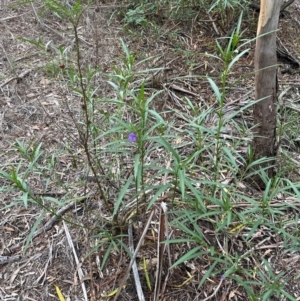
[1,0,300,300]
[121,0,251,28]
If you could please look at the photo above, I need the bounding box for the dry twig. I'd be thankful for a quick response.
[63,221,88,301]
[6,200,79,255]
[128,221,145,301]
[112,208,155,301]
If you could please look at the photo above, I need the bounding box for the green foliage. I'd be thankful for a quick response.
[125,5,149,27]
[121,0,251,29]
[1,1,300,300]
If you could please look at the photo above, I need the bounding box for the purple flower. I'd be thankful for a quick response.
[128,133,137,143]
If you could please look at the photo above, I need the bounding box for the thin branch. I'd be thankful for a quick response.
[63,221,88,301]
[112,208,155,301]
[128,222,145,301]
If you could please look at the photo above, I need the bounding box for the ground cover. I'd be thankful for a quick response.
[1,1,300,300]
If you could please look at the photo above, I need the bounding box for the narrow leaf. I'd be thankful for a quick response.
[55,285,66,301]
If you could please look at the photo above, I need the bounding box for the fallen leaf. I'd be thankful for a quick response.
[229,290,236,299]
[40,78,50,85]
[55,285,66,301]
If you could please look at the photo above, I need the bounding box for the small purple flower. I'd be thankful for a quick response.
[128,133,137,143]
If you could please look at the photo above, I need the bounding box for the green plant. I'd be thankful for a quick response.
[121,0,251,30]
[1,1,300,300]
[125,5,148,27]
[161,17,300,300]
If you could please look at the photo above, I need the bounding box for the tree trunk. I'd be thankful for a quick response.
[251,0,282,188]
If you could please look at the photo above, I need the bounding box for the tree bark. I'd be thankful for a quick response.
[251,0,282,188]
